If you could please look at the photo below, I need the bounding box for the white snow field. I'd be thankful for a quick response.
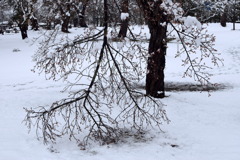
[0,23,240,160]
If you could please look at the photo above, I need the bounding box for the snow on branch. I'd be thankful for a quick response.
[121,12,129,20]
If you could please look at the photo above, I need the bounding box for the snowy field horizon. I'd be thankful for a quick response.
[0,23,240,160]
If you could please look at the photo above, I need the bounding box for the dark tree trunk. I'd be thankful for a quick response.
[221,7,227,27]
[59,3,71,33]
[134,0,169,98]
[79,2,88,28]
[118,0,129,38]
[61,17,70,33]
[232,3,236,30]
[146,22,167,98]
[72,0,88,28]
[19,23,28,39]
[73,17,78,27]
[46,20,52,30]
[31,18,39,30]
[79,15,88,28]
[220,12,227,27]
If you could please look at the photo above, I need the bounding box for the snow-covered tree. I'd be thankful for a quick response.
[10,0,39,39]
[73,0,89,27]
[118,0,129,38]
[38,0,91,31]
[224,0,240,29]
[0,0,11,22]
[176,0,224,23]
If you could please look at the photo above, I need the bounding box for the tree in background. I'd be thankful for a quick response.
[118,0,129,38]
[221,10,227,27]
[12,0,31,39]
[3,0,39,39]
[78,0,89,27]
[0,0,10,22]
[39,0,91,31]
[225,0,240,30]
[29,0,39,31]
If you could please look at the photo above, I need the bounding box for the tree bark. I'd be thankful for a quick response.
[146,22,167,98]
[220,12,227,27]
[61,16,70,33]
[46,20,52,30]
[59,3,71,33]
[19,23,28,39]
[118,0,129,38]
[135,0,169,98]
[79,0,88,28]
[31,18,39,30]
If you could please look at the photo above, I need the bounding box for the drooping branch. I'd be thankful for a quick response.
[24,0,169,146]
[169,21,223,89]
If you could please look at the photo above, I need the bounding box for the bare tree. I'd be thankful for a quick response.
[24,0,223,146]
[25,0,168,146]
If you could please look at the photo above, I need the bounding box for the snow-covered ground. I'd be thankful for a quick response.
[0,23,240,160]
